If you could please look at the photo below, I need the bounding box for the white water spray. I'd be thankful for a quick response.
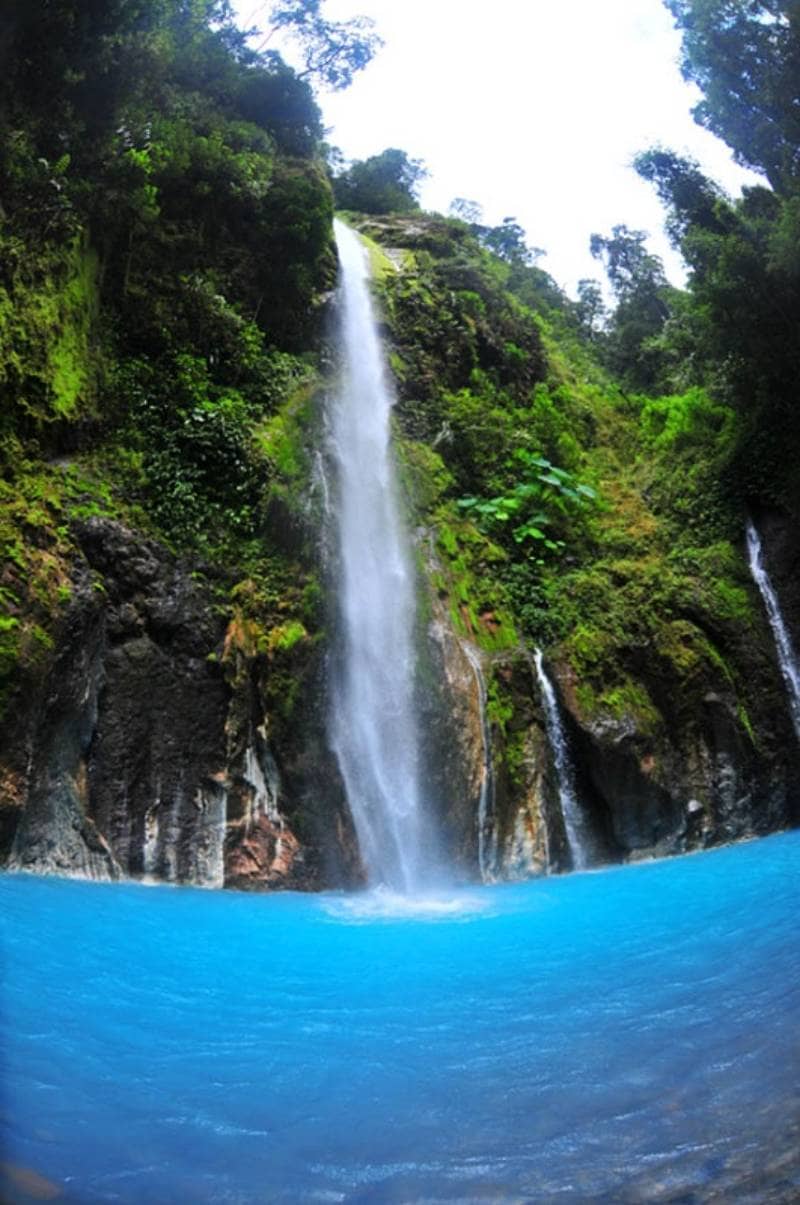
[461,642,497,882]
[746,518,800,741]
[533,649,591,870]
[327,221,428,891]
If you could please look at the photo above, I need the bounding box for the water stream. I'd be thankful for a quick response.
[327,220,427,891]
[746,516,800,741]
[534,648,592,870]
[461,642,497,881]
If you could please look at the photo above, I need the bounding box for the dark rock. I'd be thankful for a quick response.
[3,510,798,891]
[6,561,120,879]
[0,518,340,891]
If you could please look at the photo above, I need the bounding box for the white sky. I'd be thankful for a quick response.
[235,0,763,296]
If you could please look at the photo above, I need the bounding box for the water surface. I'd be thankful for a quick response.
[2,832,799,1202]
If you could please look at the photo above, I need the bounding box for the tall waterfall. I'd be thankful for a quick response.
[327,220,428,891]
[533,650,591,870]
[746,518,800,741]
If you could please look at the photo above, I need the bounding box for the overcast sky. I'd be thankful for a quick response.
[236,0,763,296]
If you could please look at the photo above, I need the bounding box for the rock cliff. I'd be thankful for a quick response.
[1,518,359,889]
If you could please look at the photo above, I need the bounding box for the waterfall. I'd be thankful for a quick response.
[533,649,591,870]
[746,518,800,741]
[460,643,497,882]
[327,220,428,892]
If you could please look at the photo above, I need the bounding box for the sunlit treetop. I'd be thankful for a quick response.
[253,0,383,90]
[667,0,800,190]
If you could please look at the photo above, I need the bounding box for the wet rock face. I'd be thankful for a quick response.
[424,539,799,879]
[421,588,567,882]
[223,657,361,893]
[4,564,120,880]
[0,518,347,890]
[557,651,798,863]
[488,655,557,880]
[3,514,798,891]
[82,521,231,883]
[757,509,800,645]
[420,611,486,878]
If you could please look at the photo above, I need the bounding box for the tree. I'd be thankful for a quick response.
[449,197,483,224]
[633,5,800,502]
[575,278,606,338]
[665,0,800,191]
[234,52,322,154]
[635,148,800,387]
[590,224,668,301]
[480,217,541,266]
[260,0,382,91]
[634,147,735,245]
[332,147,427,214]
[635,142,800,499]
[590,225,673,391]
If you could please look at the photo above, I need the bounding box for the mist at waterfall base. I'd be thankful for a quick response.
[3,834,800,1203]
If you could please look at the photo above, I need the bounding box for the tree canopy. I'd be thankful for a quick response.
[262,0,382,91]
[589,224,674,392]
[666,0,800,191]
[332,147,427,214]
[622,0,800,503]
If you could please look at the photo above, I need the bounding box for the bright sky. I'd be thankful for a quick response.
[236,0,763,296]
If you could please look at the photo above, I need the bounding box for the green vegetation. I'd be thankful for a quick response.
[351,203,770,744]
[1,0,796,779]
[0,0,344,712]
[333,148,427,214]
[458,451,598,555]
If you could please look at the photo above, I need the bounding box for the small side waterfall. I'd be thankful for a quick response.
[327,220,428,892]
[533,649,591,870]
[460,643,497,882]
[746,518,800,741]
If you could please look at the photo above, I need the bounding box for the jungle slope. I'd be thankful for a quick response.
[352,211,800,875]
[0,2,361,887]
[2,0,799,887]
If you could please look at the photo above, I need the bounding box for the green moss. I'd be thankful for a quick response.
[0,238,100,425]
[566,622,618,672]
[0,438,149,718]
[388,350,406,378]
[431,510,517,651]
[482,666,529,787]
[254,370,320,529]
[49,245,99,416]
[696,633,735,685]
[257,410,303,480]
[267,618,307,652]
[573,676,661,735]
[486,675,514,731]
[438,523,458,558]
[503,727,527,787]
[737,700,756,746]
[712,578,752,624]
[396,437,454,514]
[362,232,400,282]
[602,680,660,731]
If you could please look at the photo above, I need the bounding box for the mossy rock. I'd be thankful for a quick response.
[0,237,100,427]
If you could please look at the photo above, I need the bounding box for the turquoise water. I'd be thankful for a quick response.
[1,832,799,1203]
